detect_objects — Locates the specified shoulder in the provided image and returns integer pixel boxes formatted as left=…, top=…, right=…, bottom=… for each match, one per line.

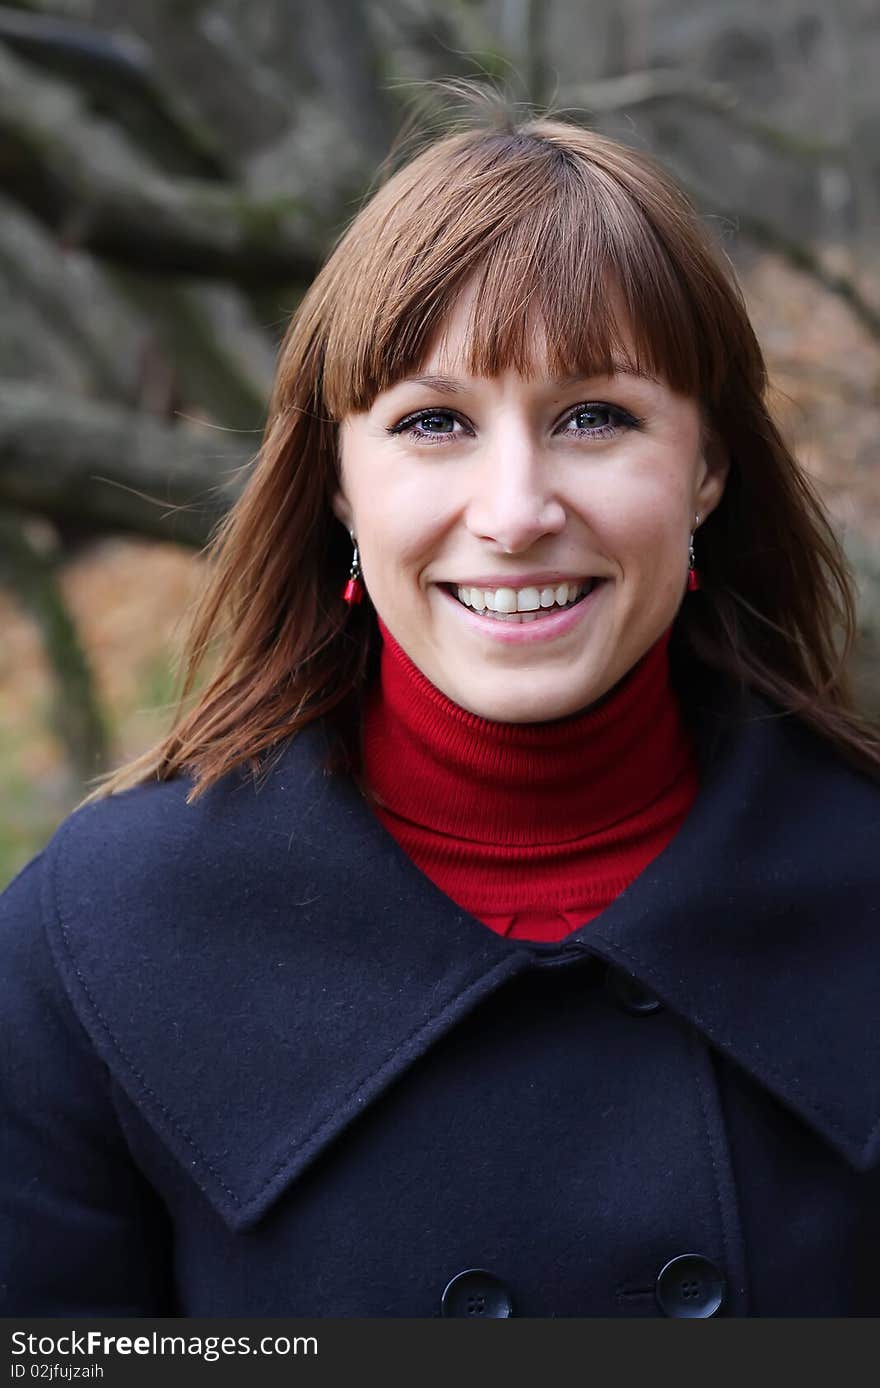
left=0, top=775, right=205, bottom=1089
left=685, top=655, right=880, bottom=820
left=41, top=719, right=337, bottom=925
left=669, top=657, right=880, bottom=919
left=0, top=848, right=129, bottom=1170
left=1, top=719, right=339, bottom=1043
left=750, top=696, right=879, bottom=807
left=0, top=848, right=180, bottom=1314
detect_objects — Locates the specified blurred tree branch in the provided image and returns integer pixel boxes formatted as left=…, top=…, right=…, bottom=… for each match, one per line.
left=303, top=0, right=397, bottom=165
left=0, top=43, right=333, bottom=283
left=4, top=34, right=877, bottom=343
left=108, top=269, right=271, bottom=431
left=0, top=510, right=110, bottom=782
left=691, top=186, right=880, bottom=341
left=560, top=69, right=848, bottom=164
left=0, top=3, right=232, bottom=176
left=0, top=383, right=252, bottom=546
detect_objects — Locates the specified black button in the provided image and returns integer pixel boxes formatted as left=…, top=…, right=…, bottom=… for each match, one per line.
left=655, top=1254, right=726, bottom=1318
left=529, top=942, right=601, bottom=972
left=605, top=964, right=663, bottom=1014
left=441, top=1269, right=514, bottom=1317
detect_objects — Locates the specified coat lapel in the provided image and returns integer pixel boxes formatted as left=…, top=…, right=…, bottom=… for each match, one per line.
left=581, top=692, right=880, bottom=1175
left=42, top=670, right=880, bottom=1232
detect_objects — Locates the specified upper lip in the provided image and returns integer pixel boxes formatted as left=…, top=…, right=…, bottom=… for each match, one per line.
left=438, top=572, right=598, bottom=590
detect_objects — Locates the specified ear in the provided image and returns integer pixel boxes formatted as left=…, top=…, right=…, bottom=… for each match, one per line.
left=694, top=432, right=730, bottom=521
left=331, top=421, right=354, bottom=533
left=331, top=488, right=353, bottom=533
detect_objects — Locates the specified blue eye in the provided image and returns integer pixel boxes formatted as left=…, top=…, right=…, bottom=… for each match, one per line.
left=557, top=405, right=641, bottom=435
left=391, top=410, right=463, bottom=441
left=387, top=402, right=642, bottom=446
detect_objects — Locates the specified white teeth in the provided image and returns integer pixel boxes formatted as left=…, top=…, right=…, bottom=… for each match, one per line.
left=455, top=580, right=591, bottom=613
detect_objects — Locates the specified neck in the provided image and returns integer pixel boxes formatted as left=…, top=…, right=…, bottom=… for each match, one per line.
left=359, top=616, right=701, bottom=933
left=362, top=616, right=690, bottom=847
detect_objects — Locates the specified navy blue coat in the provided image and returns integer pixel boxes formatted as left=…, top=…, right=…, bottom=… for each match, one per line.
left=2, top=664, right=880, bottom=1317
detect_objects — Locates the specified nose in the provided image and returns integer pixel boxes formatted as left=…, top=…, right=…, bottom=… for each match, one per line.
left=465, top=427, right=566, bottom=553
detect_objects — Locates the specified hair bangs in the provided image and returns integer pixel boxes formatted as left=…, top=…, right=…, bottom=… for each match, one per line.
left=319, top=130, right=710, bottom=421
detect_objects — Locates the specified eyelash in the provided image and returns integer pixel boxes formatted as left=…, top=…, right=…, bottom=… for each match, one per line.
left=386, top=402, right=643, bottom=446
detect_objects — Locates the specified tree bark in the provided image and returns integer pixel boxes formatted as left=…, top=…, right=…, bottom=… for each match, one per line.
left=0, top=44, right=334, bottom=284
left=0, top=384, right=252, bottom=546
left=0, top=3, right=232, bottom=177
left=0, top=511, right=110, bottom=783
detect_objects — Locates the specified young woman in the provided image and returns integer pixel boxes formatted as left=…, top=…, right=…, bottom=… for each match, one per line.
left=2, top=94, right=879, bottom=1318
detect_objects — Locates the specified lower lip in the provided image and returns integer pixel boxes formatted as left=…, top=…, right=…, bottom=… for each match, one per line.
left=436, top=581, right=606, bottom=645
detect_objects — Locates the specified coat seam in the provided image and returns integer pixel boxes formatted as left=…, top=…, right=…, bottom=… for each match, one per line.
left=687, top=1028, right=749, bottom=1314
left=687, top=1028, right=731, bottom=1274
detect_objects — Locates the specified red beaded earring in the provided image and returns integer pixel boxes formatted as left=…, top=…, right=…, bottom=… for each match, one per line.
left=688, top=513, right=701, bottom=591
left=341, top=532, right=364, bottom=605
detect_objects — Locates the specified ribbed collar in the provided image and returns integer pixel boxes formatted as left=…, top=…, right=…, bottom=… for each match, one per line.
left=362, top=615, right=694, bottom=847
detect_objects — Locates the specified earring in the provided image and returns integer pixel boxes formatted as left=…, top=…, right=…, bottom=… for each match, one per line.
left=687, top=513, right=701, bottom=592
left=341, top=530, right=364, bottom=605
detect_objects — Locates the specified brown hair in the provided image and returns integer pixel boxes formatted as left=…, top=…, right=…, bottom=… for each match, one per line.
left=80, top=83, right=880, bottom=807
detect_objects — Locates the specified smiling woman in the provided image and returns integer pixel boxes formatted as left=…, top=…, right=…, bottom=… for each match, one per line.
left=63, top=88, right=873, bottom=788
left=2, top=83, right=880, bottom=1319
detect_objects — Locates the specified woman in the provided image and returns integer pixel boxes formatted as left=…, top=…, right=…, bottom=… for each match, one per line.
left=2, top=92, right=880, bottom=1319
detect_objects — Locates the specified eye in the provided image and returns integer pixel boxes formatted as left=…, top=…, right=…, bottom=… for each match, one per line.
left=386, top=409, right=468, bottom=445
left=385, top=401, right=643, bottom=446
left=559, top=402, right=642, bottom=439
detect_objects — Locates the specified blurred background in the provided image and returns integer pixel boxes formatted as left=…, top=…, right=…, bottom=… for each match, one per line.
left=2, top=0, right=879, bottom=889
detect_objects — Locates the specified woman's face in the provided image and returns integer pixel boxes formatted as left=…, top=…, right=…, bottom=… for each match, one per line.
left=333, top=289, right=729, bottom=722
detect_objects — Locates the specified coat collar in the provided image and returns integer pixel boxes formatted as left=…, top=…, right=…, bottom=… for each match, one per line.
left=43, top=663, right=880, bottom=1231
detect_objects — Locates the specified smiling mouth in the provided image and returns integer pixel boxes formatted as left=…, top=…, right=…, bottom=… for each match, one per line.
left=438, top=579, right=602, bottom=622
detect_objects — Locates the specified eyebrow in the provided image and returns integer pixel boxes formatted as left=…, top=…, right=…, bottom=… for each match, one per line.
left=392, top=366, right=657, bottom=394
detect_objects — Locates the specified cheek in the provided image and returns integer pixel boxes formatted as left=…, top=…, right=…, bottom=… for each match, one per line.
left=594, top=478, right=689, bottom=605
left=369, top=484, right=451, bottom=577
left=604, top=456, right=691, bottom=537
left=360, top=511, right=433, bottom=589
left=597, top=492, right=680, bottom=560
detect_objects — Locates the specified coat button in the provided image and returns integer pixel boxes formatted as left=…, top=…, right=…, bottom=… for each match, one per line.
left=655, top=1254, right=726, bottom=1317
left=605, top=964, right=663, bottom=1014
left=441, top=1269, right=514, bottom=1317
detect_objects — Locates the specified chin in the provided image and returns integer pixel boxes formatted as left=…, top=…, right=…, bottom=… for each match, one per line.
left=461, top=684, right=600, bottom=724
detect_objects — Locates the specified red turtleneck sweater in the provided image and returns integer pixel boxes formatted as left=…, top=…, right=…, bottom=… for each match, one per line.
left=361, top=615, right=700, bottom=941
